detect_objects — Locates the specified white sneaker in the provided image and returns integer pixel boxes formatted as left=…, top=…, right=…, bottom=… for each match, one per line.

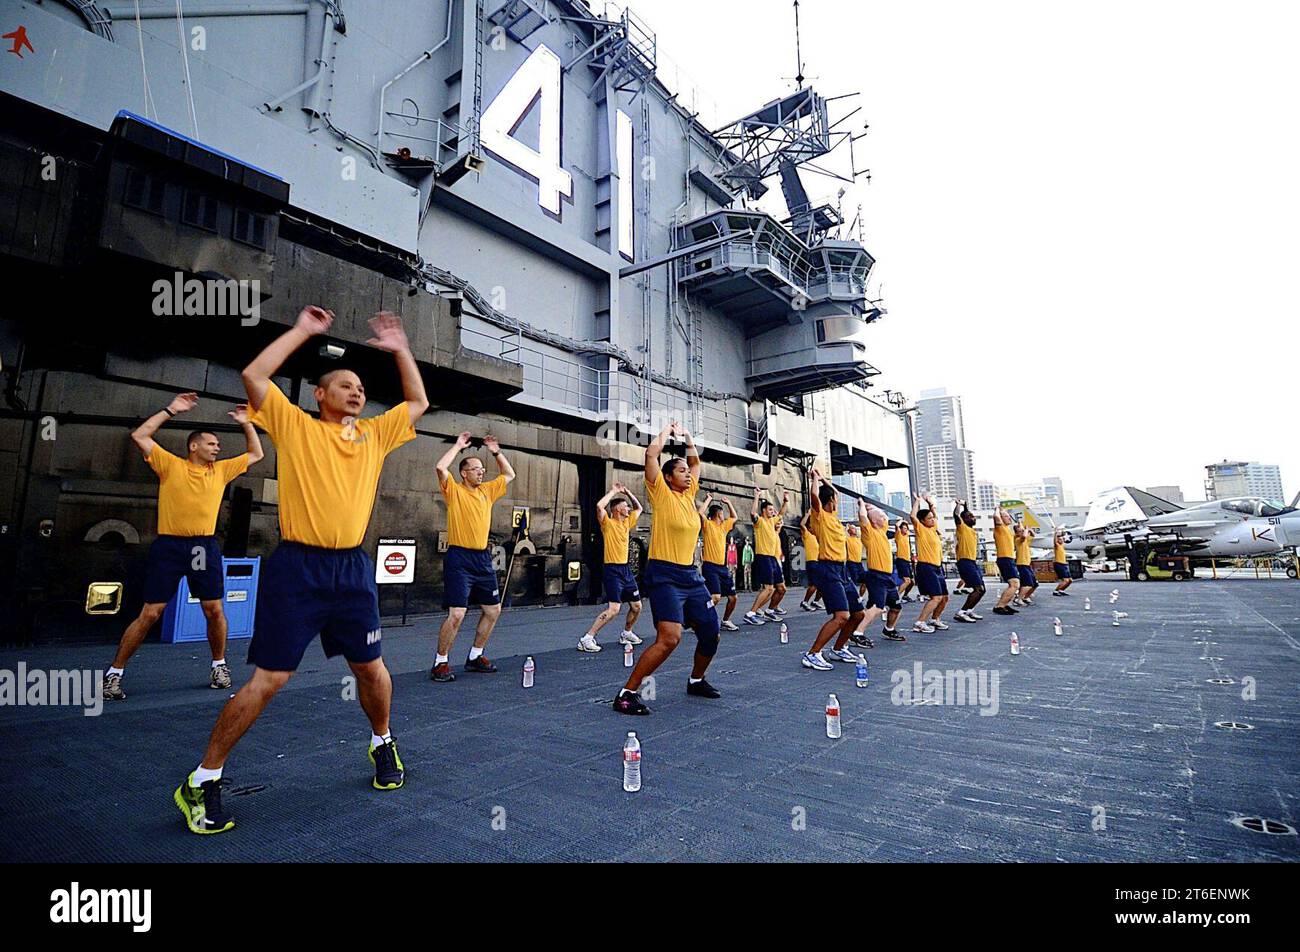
left=826, top=646, right=859, bottom=663
left=720, top=619, right=739, bottom=631
left=800, top=601, right=816, bottom=612
left=743, top=612, right=766, bottom=626
left=801, top=651, right=834, bottom=671
left=1011, top=598, right=1024, bottom=607
left=763, top=609, right=782, bottom=620
left=968, top=611, right=984, bottom=620
left=578, top=634, right=602, bottom=652
left=931, top=619, right=950, bottom=631
left=912, top=621, right=935, bottom=633
left=953, top=610, right=976, bottom=624
left=618, top=631, right=642, bottom=646
left=772, top=607, right=788, bottom=615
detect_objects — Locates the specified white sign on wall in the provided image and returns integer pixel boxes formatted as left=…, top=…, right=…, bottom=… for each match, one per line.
left=375, top=538, right=417, bottom=585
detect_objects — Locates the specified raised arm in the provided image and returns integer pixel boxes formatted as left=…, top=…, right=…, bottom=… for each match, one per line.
left=620, top=482, right=643, bottom=515
left=697, top=491, right=713, bottom=518
left=808, top=468, right=823, bottom=512
left=482, top=435, right=515, bottom=483
left=778, top=489, right=790, bottom=518
left=910, top=493, right=921, bottom=521
left=229, top=404, right=264, bottom=465
left=131, top=391, right=197, bottom=458
left=857, top=497, right=871, bottom=530
left=952, top=499, right=964, bottom=526
left=722, top=498, right=737, bottom=520
left=645, top=420, right=675, bottom=484
left=679, top=423, right=701, bottom=484
left=242, top=306, right=332, bottom=411
left=751, top=485, right=762, bottom=520
left=367, top=311, right=429, bottom=426
left=436, top=431, right=472, bottom=486
left=595, top=485, right=619, bottom=524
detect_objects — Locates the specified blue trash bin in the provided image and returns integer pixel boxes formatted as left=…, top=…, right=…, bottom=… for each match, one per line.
left=161, top=557, right=261, bottom=643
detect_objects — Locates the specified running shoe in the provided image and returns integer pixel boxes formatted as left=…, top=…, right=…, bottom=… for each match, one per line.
left=912, top=621, right=934, bottom=633
left=848, top=633, right=874, bottom=649
left=613, top=691, right=650, bottom=715
left=881, top=628, right=906, bottom=642
left=772, top=606, right=788, bottom=615
left=800, top=601, right=817, bottom=612
left=619, top=631, right=643, bottom=646
left=720, top=620, right=739, bottom=631
left=578, top=634, right=602, bottom=652
left=931, top=620, right=950, bottom=631
left=800, top=651, right=834, bottom=671
left=210, top=663, right=232, bottom=690
left=368, top=738, right=405, bottom=790
left=743, top=612, right=766, bottom=626
left=686, top=678, right=721, bottom=699
left=826, top=646, right=859, bottom=663
left=103, top=672, right=125, bottom=701
left=465, top=655, right=497, bottom=673
left=953, top=611, right=976, bottom=624
left=968, top=611, right=984, bottom=620
left=174, top=775, right=234, bottom=835
left=1056, top=591, right=1071, bottom=596
left=762, top=609, right=782, bottom=620
left=429, top=661, right=456, bottom=682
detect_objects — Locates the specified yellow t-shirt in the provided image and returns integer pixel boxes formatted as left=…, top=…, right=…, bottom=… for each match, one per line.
left=754, top=514, right=781, bottom=557
left=801, top=526, right=820, bottom=562
left=845, top=534, right=863, bottom=564
left=601, top=511, right=639, bottom=565
left=442, top=474, right=508, bottom=549
left=701, top=516, right=736, bottom=566
left=1016, top=534, right=1032, bottom=566
left=811, top=508, right=847, bottom=562
left=863, top=523, right=893, bottom=572
left=914, top=521, right=942, bottom=566
left=251, top=385, right=414, bottom=549
left=955, top=521, right=978, bottom=561
left=645, top=470, right=700, bottom=566
left=895, top=530, right=912, bottom=562
left=147, top=445, right=248, bottom=537
left=1054, top=540, right=1067, bottom=563
left=993, top=523, right=1014, bottom=559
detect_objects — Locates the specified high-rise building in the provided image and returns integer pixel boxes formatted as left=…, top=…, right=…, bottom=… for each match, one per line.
left=865, top=480, right=886, bottom=502
left=1145, top=485, right=1185, bottom=506
left=998, top=477, right=1068, bottom=508
left=975, top=480, right=999, bottom=512
left=914, top=389, right=976, bottom=502
left=888, top=491, right=910, bottom=512
left=1204, top=462, right=1285, bottom=502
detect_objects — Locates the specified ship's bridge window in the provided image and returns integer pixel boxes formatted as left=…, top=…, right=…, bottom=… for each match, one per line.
left=123, top=168, right=165, bottom=216
left=815, top=315, right=869, bottom=346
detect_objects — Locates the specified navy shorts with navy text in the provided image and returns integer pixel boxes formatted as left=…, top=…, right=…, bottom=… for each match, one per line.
left=444, top=545, right=501, bottom=609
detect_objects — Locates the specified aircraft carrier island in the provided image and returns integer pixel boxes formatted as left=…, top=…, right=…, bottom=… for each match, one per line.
left=0, top=0, right=907, bottom=641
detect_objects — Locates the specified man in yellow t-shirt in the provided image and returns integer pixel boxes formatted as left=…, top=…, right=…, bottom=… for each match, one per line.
left=175, top=307, right=429, bottom=836
left=910, top=493, right=950, bottom=633
left=430, top=430, right=516, bottom=681
left=951, top=500, right=987, bottom=624
left=104, top=391, right=263, bottom=701
left=1051, top=529, right=1074, bottom=596
left=798, top=510, right=823, bottom=611
left=894, top=519, right=917, bottom=601
left=1013, top=524, right=1040, bottom=606
left=698, top=493, right=739, bottom=630
left=800, top=468, right=867, bottom=671
left=849, top=498, right=907, bottom=648
left=579, top=481, right=644, bottom=652
left=991, top=507, right=1022, bottom=615
left=614, top=421, right=720, bottom=715
left=744, top=487, right=789, bottom=625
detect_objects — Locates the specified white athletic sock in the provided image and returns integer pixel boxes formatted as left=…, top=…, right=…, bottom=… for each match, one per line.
left=468, top=646, right=484, bottom=661
left=191, top=764, right=222, bottom=787
left=106, top=666, right=124, bottom=677
left=211, top=659, right=226, bottom=668
left=435, top=653, right=449, bottom=665
left=621, top=630, right=633, bottom=638
left=689, top=676, right=702, bottom=684
left=370, top=732, right=392, bottom=750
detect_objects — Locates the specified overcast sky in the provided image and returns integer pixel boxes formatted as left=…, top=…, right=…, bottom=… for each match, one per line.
left=645, top=0, right=1299, bottom=505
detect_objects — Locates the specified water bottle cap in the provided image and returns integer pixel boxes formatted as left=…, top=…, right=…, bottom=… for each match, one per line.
left=628, top=731, right=636, bottom=738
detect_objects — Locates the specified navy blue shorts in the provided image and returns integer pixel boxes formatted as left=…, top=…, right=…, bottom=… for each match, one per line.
left=602, top=563, right=641, bottom=603
left=997, top=556, right=1018, bottom=583
left=701, top=562, right=736, bottom=597
left=1053, top=562, right=1070, bottom=580
left=247, top=543, right=381, bottom=671
left=143, top=534, right=224, bottom=603
left=1017, top=565, right=1039, bottom=589
left=916, top=561, right=948, bottom=598
left=847, top=562, right=867, bottom=585
left=957, top=558, right=984, bottom=589
left=894, top=557, right=913, bottom=579
left=809, top=561, right=864, bottom=615
left=753, top=554, right=784, bottom=586
left=642, top=559, right=719, bottom=637
left=443, top=545, right=501, bottom=609
left=864, top=568, right=900, bottom=611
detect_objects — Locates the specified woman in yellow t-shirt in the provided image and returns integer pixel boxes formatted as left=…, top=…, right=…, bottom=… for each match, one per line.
left=744, top=487, right=790, bottom=625
left=799, top=510, right=822, bottom=611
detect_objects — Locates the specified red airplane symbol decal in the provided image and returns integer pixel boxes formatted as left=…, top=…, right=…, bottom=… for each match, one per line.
left=4, top=26, right=34, bottom=58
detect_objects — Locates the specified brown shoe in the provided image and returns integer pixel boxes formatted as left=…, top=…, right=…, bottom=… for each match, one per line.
left=429, top=661, right=456, bottom=682
left=464, top=655, right=497, bottom=674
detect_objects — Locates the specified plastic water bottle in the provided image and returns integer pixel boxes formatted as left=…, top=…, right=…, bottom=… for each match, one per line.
left=623, top=642, right=634, bottom=667
left=1053, top=617, right=1062, bottom=637
left=1110, top=589, right=1119, bottom=604
left=780, top=622, right=789, bottom=644
left=522, top=656, right=535, bottom=688
left=1084, top=596, right=1091, bottom=611
left=1112, top=611, right=1127, bottom=627
left=622, top=732, right=641, bottom=792
left=1010, top=632, right=1021, bottom=656
left=855, top=655, right=869, bottom=688
left=826, top=693, right=841, bottom=738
